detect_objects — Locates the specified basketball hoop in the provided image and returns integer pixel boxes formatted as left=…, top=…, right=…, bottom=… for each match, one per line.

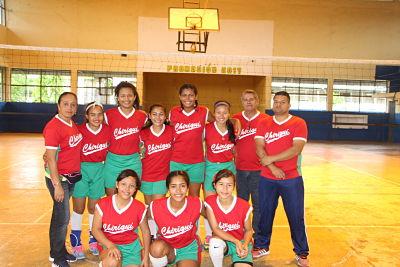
left=168, top=4, right=219, bottom=53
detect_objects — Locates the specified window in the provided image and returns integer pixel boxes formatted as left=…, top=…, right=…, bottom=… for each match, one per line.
left=11, top=69, right=71, bottom=103
left=77, top=71, right=136, bottom=105
left=0, top=0, right=5, bottom=26
left=333, top=80, right=388, bottom=112
left=271, top=77, right=328, bottom=110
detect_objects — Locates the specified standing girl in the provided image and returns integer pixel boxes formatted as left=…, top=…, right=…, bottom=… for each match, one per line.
left=44, top=92, right=82, bottom=267
left=70, top=102, right=110, bottom=259
left=205, top=169, right=253, bottom=267
left=149, top=171, right=202, bottom=267
left=140, top=104, right=174, bottom=239
left=92, top=169, right=150, bottom=267
left=203, top=100, right=237, bottom=247
left=103, top=81, right=147, bottom=196
left=168, top=83, right=210, bottom=197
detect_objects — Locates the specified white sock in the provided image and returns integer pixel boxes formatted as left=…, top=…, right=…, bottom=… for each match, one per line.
left=205, top=218, right=213, bottom=237
left=88, top=213, right=94, bottom=231
left=148, top=218, right=157, bottom=237
left=209, top=237, right=226, bottom=267
left=149, top=254, right=168, bottom=267
left=71, top=211, right=83, bottom=230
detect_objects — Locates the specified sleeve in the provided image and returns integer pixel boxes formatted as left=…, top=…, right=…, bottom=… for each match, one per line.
left=244, top=205, right=253, bottom=223
left=293, top=118, right=308, bottom=142
left=254, top=118, right=267, bottom=140
left=95, top=203, right=103, bottom=217
left=205, top=107, right=209, bottom=123
left=104, top=112, right=109, bottom=125
left=138, top=203, right=147, bottom=224
left=149, top=201, right=155, bottom=220
left=44, top=124, right=60, bottom=150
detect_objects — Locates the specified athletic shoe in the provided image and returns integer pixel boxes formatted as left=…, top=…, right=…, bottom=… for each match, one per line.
left=295, top=255, right=310, bottom=267
left=252, top=248, right=270, bottom=259
left=49, top=253, right=77, bottom=263
left=51, top=260, right=70, bottom=267
left=71, top=245, right=85, bottom=260
left=203, top=235, right=212, bottom=250
left=89, top=242, right=99, bottom=256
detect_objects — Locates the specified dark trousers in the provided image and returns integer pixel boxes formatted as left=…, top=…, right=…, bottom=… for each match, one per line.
left=255, top=176, right=309, bottom=256
left=236, top=169, right=261, bottom=237
left=45, top=178, right=74, bottom=262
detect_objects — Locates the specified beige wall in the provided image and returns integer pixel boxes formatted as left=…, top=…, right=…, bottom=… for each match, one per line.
left=4, top=0, right=400, bottom=59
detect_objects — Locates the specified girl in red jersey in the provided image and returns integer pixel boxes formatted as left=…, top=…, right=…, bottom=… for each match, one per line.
left=92, top=169, right=150, bottom=267
left=103, top=81, right=147, bottom=196
left=149, top=171, right=202, bottom=267
left=44, top=92, right=83, bottom=267
left=205, top=169, right=253, bottom=267
left=69, top=102, right=111, bottom=260
left=139, top=104, right=173, bottom=239
left=203, top=100, right=237, bottom=247
left=168, top=84, right=210, bottom=198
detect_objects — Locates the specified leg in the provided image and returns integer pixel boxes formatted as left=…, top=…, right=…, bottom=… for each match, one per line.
left=189, top=182, right=201, bottom=197
left=70, top=197, right=86, bottom=259
left=149, top=239, right=175, bottom=266
left=88, top=198, right=100, bottom=255
left=248, top=170, right=261, bottom=238
left=236, top=169, right=250, bottom=201
left=208, top=237, right=226, bottom=267
left=254, top=177, right=279, bottom=250
left=100, top=248, right=122, bottom=267
left=279, top=177, right=309, bottom=256
left=46, top=178, right=73, bottom=262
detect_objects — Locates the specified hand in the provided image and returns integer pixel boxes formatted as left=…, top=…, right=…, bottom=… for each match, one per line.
left=268, top=165, right=285, bottom=179
left=107, top=244, right=121, bottom=261
left=53, top=184, right=64, bottom=202
left=260, top=155, right=273, bottom=166
left=235, top=240, right=246, bottom=258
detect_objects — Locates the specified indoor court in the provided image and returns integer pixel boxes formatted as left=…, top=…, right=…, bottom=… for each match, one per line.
left=0, top=1, right=399, bottom=267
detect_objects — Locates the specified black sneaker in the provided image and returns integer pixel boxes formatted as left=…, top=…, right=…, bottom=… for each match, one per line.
left=52, top=260, right=70, bottom=267
left=49, top=253, right=77, bottom=263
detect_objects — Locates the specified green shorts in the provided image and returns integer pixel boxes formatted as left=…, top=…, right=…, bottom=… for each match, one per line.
left=170, top=161, right=205, bottom=184
left=204, top=160, right=236, bottom=192
left=225, top=240, right=253, bottom=265
left=103, top=152, right=142, bottom=189
left=73, top=162, right=105, bottom=199
left=110, top=239, right=142, bottom=267
left=170, top=239, right=200, bottom=265
left=141, top=180, right=167, bottom=195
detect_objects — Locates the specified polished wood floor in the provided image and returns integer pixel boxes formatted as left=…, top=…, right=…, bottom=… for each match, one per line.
left=0, top=133, right=399, bottom=266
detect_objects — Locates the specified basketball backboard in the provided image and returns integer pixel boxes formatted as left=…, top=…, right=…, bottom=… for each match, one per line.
left=168, top=7, right=220, bottom=31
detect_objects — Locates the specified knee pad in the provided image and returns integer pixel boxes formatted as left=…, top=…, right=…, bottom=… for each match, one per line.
left=149, top=254, right=168, bottom=267
left=209, top=237, right=226, bottom=257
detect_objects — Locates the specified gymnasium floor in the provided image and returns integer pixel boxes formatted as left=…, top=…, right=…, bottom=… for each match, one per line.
left=0, top=133, right=399, bottom=266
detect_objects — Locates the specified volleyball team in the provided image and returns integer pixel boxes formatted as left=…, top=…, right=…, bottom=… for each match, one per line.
left=43, top=81, right=310, bottom=267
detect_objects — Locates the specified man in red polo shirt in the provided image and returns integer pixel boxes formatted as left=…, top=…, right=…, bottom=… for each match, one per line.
left=253, top=91, right=310, bottom=267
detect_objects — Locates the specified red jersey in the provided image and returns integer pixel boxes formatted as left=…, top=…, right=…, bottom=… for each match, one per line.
left=140, top=125, right=174, bottom=182
left=43, top=115, right=82, bottom=174
left=150, top=196, right=202, bottom=248
left=255, top=115, right=307, bottom=179
left=205, top=195, right=252, bottom=240
left=78, top=123, right=110, bottom=163
left=232, top=111, right=270, bottom=171
left=96, top=195, right=147, bottom=245
left=169, top=106, right=208, bottom=164
left=105, top=107, right=147, bottom=155
left=205, top=122, right=235, bottom=163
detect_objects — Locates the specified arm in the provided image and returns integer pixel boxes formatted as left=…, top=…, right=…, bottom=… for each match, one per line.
left=230, top=118, right=241, bottom=136
left=241, top=211, right=254, bottom=258
left=92, top=208, right=121, bottom=261
left=139, top=219, right=151, bottom=267
left=255, top=138, right=285, bottom=179
left=263, top=140, right=306, bottom=165
left=46, top=149, right=64, bottom=202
